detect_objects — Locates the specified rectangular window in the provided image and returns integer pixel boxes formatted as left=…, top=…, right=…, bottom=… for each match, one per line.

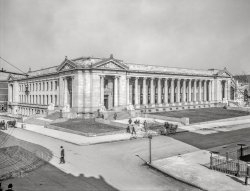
left=51, top=81, right=53, bottom=90
left=55, top=81, right=58, bottom=90
left=47, top=82, right=49, bottom=91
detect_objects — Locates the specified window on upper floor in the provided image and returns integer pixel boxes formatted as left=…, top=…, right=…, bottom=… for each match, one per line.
left=47, top=82, right=49, bottom=91
left=51, top=81, right=53, bottom=90
left=55, top=81, right=58, bottom=90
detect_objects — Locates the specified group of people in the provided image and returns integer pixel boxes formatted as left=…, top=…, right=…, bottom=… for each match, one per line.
left=0, top=183, right=14, bottom=191
left=126, top=118, right=148, bottom=136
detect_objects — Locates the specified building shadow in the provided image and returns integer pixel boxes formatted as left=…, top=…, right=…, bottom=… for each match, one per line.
left=2, top=163, right=119, bottom=191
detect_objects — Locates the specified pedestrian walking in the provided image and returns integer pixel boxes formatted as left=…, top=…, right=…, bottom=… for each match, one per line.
left=5, top=183, right=13, bottom=191
left=126, top=125, right=131, bottom=133
left=131, top=125, right=136, bottom=136
left=60, top=146, right=65, bottom=164
left=113, top=113, right=117, bottom=120
left=128, top=118, right=132, bottom=125
left=143, top=120, right=147, bottom=132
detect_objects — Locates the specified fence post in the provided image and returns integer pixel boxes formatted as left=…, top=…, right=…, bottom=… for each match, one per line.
left=236, top=160, right=240, bottom=176
left=226, top=152, right=229, bottom=173
left=245, top=166, right=249, bottom=185
left=210, top=152, right=213, bottom=169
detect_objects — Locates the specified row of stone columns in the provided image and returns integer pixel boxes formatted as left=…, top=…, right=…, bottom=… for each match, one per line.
left=128, top=77, right=213, bottom=107
left=19, top=94, right=57, bottom=106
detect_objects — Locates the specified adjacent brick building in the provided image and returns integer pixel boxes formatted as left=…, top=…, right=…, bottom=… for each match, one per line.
left=0, top=73, right=8, bottom=111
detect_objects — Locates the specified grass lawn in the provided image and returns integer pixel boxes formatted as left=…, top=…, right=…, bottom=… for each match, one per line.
left=172, top=127, right=250, bottom=151
left=52, top=118, right=124, bottom=134
left=152, top=107, right=250, bottom=124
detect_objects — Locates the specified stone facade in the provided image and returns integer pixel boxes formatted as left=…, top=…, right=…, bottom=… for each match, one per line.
left=7, top=55, right=233, bottom=116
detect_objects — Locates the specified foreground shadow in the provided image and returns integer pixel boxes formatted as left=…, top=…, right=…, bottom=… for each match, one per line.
left=2, top=163, right=119, bottom=191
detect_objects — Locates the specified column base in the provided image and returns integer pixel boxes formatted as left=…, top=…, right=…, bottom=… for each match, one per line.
left=134, top=104, right=141, bottom=109
left=175, top=102, right=181, bottom=106
left=149, top=104, right=156, bottom=108
left=156, top=103, right=163, bottom=107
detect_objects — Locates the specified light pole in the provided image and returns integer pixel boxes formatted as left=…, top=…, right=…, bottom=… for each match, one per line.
left=148, top=134, right=153, bottom=164
left=237, top=143, right=246, bottom=159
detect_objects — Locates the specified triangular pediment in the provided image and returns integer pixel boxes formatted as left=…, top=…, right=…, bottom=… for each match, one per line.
left=57, top=59, right=77, bottom=71
left=7, top=74, right=15, bottom=81
left=216, top=68, right=232, bottom=78
left=92, top=59, right=128, bottom=70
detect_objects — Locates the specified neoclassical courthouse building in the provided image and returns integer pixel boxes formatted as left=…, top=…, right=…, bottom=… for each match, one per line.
left=7, top=55, right=234, bottom=116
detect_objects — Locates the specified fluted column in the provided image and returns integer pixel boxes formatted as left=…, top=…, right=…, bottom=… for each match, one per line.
left=182, top=79, right=186, bottom=103
left=150, top=78, right=155, bottom=105
left=142, top=77, right=147, bottom=105
left=114, top=76, right=119, bottom=107
left=64, top=78, right=68, bottom=106
left=188, top=79, right=192, bottom=102
left=193, top=79, right=197, bottom=102
left=157, top=78, right=162, bottom=105
left=227, top=80, right=231, bottom=100
left=164, top=78, right=168, bottom=104
left=207, top=80, right=211, bottom=101
left=198, top=80, right=202, bottom=102
left=134, top=77, right=139, bottom=105
left=126, top=77, right=130, bottom=105
left=100, top=76, right=104, bottom=105
left=170, top=78, right=174, bottom=104
left=204, top=80, right=207, bottom=102
left=176, top=79, right=180, bottom=103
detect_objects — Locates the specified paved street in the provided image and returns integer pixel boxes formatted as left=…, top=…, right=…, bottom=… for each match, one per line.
left=1, top=128, right=200, bottom=191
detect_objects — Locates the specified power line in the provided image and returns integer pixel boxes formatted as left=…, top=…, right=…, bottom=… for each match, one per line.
left=0, top=56, right=28, bottom=75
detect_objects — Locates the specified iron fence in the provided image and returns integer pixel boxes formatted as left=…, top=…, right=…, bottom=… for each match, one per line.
left=210, top=154, right=249, bottom=177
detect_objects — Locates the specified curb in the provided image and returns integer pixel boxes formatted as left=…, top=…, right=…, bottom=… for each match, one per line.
left=147, top=162, right=207, bottom=191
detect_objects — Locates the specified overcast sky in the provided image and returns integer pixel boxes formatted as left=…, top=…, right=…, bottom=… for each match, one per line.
left=0, top=0, right=250, bottom=75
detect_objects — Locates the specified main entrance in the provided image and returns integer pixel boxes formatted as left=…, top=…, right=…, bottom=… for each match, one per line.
left=103, top=76, right=114, bottom=110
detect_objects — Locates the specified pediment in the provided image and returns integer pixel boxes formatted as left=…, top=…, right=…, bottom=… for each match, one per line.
left=7, top=74, right=15, bottom=81
left=216, top=68, right=232, bottom=78
left=92, top=59, right=128, bottom=70
left=57, top=59, right=77, bottom=71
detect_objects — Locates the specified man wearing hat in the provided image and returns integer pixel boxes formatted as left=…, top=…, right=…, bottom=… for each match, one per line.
left=5, top=183, right=14, bottom=191
left=60, top=146, right=65, bottom=164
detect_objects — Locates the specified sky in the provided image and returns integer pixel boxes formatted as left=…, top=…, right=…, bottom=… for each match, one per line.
left=0, top=0, right=250, bottom=75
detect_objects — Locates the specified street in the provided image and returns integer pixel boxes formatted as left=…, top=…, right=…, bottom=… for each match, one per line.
left=1, top=128, right=199, bottom=191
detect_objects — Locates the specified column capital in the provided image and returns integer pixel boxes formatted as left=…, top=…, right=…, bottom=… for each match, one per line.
left=163, top=78, right=168, bottom=81
left=126, top=76, right=131, bottom=80
left=99, top=75, right=105, bottom=78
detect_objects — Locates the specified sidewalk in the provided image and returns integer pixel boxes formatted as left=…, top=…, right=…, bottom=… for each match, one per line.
left=5, top=122, right=133, bottom=145
left=181, top=118, right=250, bottom=134
left=152, top=150, right=250, bottom=191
